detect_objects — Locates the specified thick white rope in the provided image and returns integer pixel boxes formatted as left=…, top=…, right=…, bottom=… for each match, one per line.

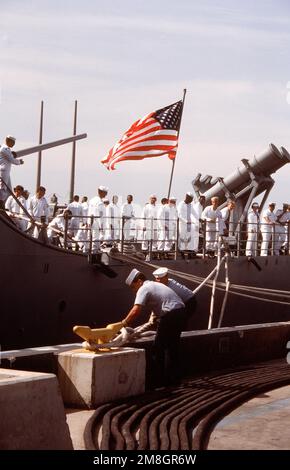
left=112, top=252, right=290, bottom=304
left=208, top=239, right=225, bottom=329
left=218, top=253, right=230, bottom=328
left=82, top=325, right=156, bottom=351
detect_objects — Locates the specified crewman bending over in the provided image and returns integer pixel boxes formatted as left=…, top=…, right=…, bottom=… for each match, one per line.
left=122, top=268, right=185, bottom=387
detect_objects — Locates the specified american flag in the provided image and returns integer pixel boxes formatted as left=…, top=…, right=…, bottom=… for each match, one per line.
left=101, top=100, right=183, bottom=170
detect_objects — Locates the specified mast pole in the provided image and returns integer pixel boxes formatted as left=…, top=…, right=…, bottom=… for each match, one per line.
left=167, top=89, right=187, bottom=199
left=36, top=100, right=44, bottom=190
left=69, top=100, right=77, bottom=203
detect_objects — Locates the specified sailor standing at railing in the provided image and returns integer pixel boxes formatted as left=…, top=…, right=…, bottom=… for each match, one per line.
left=220, top=199, right=236, bottom=236
left=106, top=195, right=120, bottom=242
left=81, top=196, right=89, bottom=218
left=5, top=184, right=27, bottom=231
left=142, top=195, right=158, bottom=251
left=102, top=198, right=110, bottom=241
left=245, top=202, right=260, bottom=256
left=201, top=196, right=223, bottom=255
left=121, top=194, right=135, bottom=241
left=88, top=186, right=108, bottom=252
left=178, top=192, right=199, bottom=256
left=157, top=197, right=178, bottom=252
left=275, top=204, right=290, bottom=254
left=0, top=136, right=24, bottom=202
left=260, top=202, right=276, bottom=256
left=193, top=195, right=206, bottom=250
left=67, top=195, right=83, bottom=236
left=193, top=195, right=206, bottom=220
left=157, top=198, right=170, bottom=251
left=28, top=186, right=49, bottom=238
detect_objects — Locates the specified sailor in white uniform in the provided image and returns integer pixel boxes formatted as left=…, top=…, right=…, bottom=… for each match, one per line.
left=220, top=199, right=236, bottom=235
left=201, top=196, right=223, bottom=253
left=177, top=192, right=199, bottom=254
left=193, top=195, right=206, bottom=221
left=67, top=195, right=83, bottom=236
left=142, top=195, right=158, bottom=251
left=0, top=136, right=24, bottom=201
left=28, top=186, right=49, bottom=238
left=260, top=202, right=276, bottom=256
left=157, top=197, right=178, bottom=251
left=245, top=202, right=260, bottom=256
left=275, top=204, right=290, bottom=254
left=106, top=195, right=120, bottom=241
left=192, top=194, right=206, bottom=250
left=47, top=209, right=73, bottom=246
left=157, top=198, right=170, bottom=251
left=81, top=196, right=89, bottom=219
left=121, top=194, right=135, bottom=241
left=5, top=184, right=27, bottom=231
left=88, top=186, right=108, bottom=252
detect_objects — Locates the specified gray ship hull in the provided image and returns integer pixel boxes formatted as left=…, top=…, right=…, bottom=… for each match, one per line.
left=1, top=213, right=289, bottom=350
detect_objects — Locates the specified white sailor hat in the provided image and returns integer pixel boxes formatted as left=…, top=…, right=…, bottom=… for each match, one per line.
left=169, top=196, right=177, bottom=201
left=102, top=198, right=109, bottom=203
left=149, top=194, right=157, bottom=198
left=152, top=267, right=168, bottom=279
left=269, top=202, right=276, bottom=206
left=6, top=135, right=16, bottom=142
left=252, top=202, right=259, bottom=208
left=125, top=268, right=141, bottom=286
left=186, top=191, right=193, bottom=197
left=98, top=185, right=108, bottom=192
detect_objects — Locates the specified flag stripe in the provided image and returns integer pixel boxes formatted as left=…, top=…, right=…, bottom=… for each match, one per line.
left=110, top=132, right=178, bottom=159
left=108, top=149, right=173, bottom=170
left=101, top=100, right=182, bottom=170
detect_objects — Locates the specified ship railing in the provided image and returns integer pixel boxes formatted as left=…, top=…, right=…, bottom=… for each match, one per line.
left=3, top=209, right=289, bottom=258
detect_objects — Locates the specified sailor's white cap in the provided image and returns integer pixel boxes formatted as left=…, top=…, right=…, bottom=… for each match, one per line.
left=153, top=267, right=168, bottom=279
left=269, top=202, right=276, bottom=205
left=252, top=202, right=259, bottom=208
left=186, top=191, right=193, bottom=197
left=149, top=194, right=157, bottom=198
left=98, top=185, right=108, bottom=192
left=125, top=268, right=141, bottom=286
left=102, top=198, right=109, bottom=203
left=6, top=135, right=16, bottom=142
left=169, top=196, right=177, bottom=201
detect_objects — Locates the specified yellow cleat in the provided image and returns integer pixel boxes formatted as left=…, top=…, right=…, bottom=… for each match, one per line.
left=73, top=321, right=124, bottom=344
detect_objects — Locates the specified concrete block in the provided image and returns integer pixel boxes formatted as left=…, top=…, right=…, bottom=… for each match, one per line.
left=58, top=347, right=145, bottom=408
left=0, top=369, right=72, bottom=450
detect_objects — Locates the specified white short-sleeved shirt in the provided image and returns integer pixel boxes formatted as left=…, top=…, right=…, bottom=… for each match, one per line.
left=168, top=279, right=193, bottom=303
left=134, top=280, right=184, bottom=317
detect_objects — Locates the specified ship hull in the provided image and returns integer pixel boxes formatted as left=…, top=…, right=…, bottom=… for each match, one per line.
left=1, top=214, right=289, bottom=350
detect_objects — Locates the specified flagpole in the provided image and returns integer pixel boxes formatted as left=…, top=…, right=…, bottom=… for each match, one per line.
left=167, top=88, right=187, bottom=199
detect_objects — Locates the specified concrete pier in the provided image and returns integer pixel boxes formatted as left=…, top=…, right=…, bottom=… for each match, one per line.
left=58, top=347, right=145, bottom=408
left=0, top=369, right=72, bottom=450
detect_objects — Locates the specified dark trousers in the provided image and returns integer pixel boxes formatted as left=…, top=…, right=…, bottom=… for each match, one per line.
left=153, top=307, right=186, bottom=387
left=185, top=296, right=197, bottom=318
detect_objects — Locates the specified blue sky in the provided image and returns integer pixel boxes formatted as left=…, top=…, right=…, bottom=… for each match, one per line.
left=1, top=0, right=290, bottom=205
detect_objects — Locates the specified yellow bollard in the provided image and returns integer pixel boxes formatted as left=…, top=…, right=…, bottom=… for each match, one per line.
left=73, top=321, right=124, bottom=344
